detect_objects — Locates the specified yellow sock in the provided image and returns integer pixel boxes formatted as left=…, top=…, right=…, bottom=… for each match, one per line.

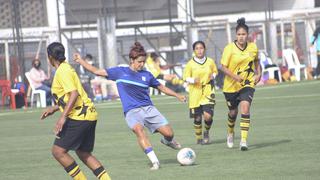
left=240, top=114, right=250, bottom=142
left=65, top=162, right=87, bottom=180
left=73, top=171, right=87, bottom=180
left=227, top=115, right=236, bottom=134
left=98, top=172, right=111, bottom=180
left=204, top=119, right=213, bottom=131
left=194, top=124, right=202, bottom=140
left=93, top=166, right=111, bottom=180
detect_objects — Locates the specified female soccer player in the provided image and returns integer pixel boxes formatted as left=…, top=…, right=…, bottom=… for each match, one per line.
left=145, top=52, right=184, bottom=85
left=183, top=41, right=218, bottom=144
left=41, top=42, right=111, bottom=180
left=220, top=18, right=261, bottom=151
left=73, top=42, right=186, bottom=170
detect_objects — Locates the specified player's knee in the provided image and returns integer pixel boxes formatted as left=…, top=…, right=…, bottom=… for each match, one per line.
left=133, top=126, right=145, bottom=138
left=241, top=106, right=250, bottom=114
left=194, top=115, right=202, bottom=124
left=164, top=130, right=174, bottom=138
left=159, top=125, right=174, bottom=138
left=228, top=109, right=238, bottom=118
left=203, top=113, right=212, bottom=121
left=76, top=150, right=91, bottom=161
left=51, top=146, right=66, bottom=159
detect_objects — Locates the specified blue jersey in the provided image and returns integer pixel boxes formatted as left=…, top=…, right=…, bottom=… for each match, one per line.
left=105, top=66, right=160, bottom=114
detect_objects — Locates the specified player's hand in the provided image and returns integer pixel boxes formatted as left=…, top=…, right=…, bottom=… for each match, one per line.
left=233, top=75, right=244, bottom=83
left=254, top=74, right=262, bottom=85
left=194, top=78, right=200, bottom=84
left=73, top=53, right=82, bottom=63
left=54, top=116, right=66, bottom=136
left=40, top=107, right=56, bottom=120
left=177, top=94, right=187, bottom=103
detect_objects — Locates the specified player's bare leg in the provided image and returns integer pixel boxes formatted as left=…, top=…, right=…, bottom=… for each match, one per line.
left=52, top=145, right=87, bottom=180
left=157, top=125, right=181, bottom=149
left=76, top=151, right=111, bottom=180
left=203, top=111, right=213, bottom=144
left=132, top=124, right=160, bottom=170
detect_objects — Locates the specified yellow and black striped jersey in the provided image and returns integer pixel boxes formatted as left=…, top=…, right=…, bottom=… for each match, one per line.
left=221, top=41, right=258, bottom=93
left=183, top=57, right=218, bottom=108
left=51, top=62, right=97, bottom=121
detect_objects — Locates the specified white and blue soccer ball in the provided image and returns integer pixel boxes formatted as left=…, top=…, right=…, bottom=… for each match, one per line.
left=177, top=147, right=196, bottom=166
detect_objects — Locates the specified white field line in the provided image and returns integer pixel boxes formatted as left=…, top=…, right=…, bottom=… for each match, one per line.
left=0, top=82, right=319, bottom=117
left=70, top=93, right=320, bottom=109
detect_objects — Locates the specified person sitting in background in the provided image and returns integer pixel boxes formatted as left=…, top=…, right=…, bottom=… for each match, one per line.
left=90, top=76, right=119, bottom=101
left=29, top=59, right=52, bottom=104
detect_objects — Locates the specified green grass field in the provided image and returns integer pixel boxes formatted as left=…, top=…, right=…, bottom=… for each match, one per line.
left=0, top=80, right=319, bottom=180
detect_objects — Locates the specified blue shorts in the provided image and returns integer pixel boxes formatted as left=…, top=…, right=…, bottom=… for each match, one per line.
left=125, top=106, right=168, bottom=133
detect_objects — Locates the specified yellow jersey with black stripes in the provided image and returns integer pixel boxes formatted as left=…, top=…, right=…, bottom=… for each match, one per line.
left=51, top=62, right=97, bottom=121
left=221, top=41, right=258, bottom=93
left=145, top=56, right=161, bottom=78
left=183, top=57, right=218, bottom=108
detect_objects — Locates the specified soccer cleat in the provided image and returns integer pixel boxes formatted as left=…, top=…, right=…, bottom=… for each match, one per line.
left=240, top=141, right=248, bottom=151
left=227, top=133, right=234, bottom=148
left=202, top=131, right=210, bottom=144
left=150, top=162, right=160, bottom=170
left=161, top=137, right=181, bottom=150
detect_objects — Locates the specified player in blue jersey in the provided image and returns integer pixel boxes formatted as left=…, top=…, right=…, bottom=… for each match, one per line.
left=73, top=42, right=186, bottom=170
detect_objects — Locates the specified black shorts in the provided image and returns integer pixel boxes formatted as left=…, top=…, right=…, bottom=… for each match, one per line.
left=54, top=118, right=97, bottom=152
left=189, top=104, right=214, bottom=118
left=223, top=87, right=255, bottom=110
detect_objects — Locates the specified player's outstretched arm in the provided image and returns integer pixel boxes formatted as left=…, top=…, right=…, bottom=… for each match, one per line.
left=73, top=53, right=108, bottom=77
left=157, top=84, right=186, bottom=102
left=40, top=105, right=59, bottom=120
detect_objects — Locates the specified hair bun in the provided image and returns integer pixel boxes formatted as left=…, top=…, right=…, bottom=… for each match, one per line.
left=129, top=41, right=147, bottom=59
left=237, top=17, right=246, bottom=25
left=134, top=42, right=142, bottom=48
left=132, top=42, right=144, bottom=52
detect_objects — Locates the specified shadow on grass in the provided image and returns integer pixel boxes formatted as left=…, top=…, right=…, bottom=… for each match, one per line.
left=250, top=139, right=292, bottom=150
left=161, top=158, right=200, bottom=167
left=212, top=137, right=240, bottom=144
left=160, top=158, right=179, bottom=165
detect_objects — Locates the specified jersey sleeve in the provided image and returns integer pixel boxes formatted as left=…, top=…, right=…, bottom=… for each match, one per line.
left=148, top=72, right=161, bottom=88
left=106, top=67, right=120, bottom=81
left=58, top=67, right=77, bottom=94
left=183, top=62, right=192, bottom=80
left=211, top=60, right=218, bottom=75
left=221, top=45, right=232, bottom=67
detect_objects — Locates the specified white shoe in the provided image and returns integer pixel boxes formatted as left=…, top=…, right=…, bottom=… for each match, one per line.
left=150, top=162, right=160, bottom=170
left=239, top=141, right=248, bottom=151
left=227, top=133, right=234, bottom=148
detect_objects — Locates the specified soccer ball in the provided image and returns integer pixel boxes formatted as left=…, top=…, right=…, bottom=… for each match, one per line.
left=177, top=148, right=196, bottom=166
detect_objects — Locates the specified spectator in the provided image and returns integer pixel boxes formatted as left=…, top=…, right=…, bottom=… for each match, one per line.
left=311, top=26, right=320, bottom=79
left=28, top=59, right=52, bottom=105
